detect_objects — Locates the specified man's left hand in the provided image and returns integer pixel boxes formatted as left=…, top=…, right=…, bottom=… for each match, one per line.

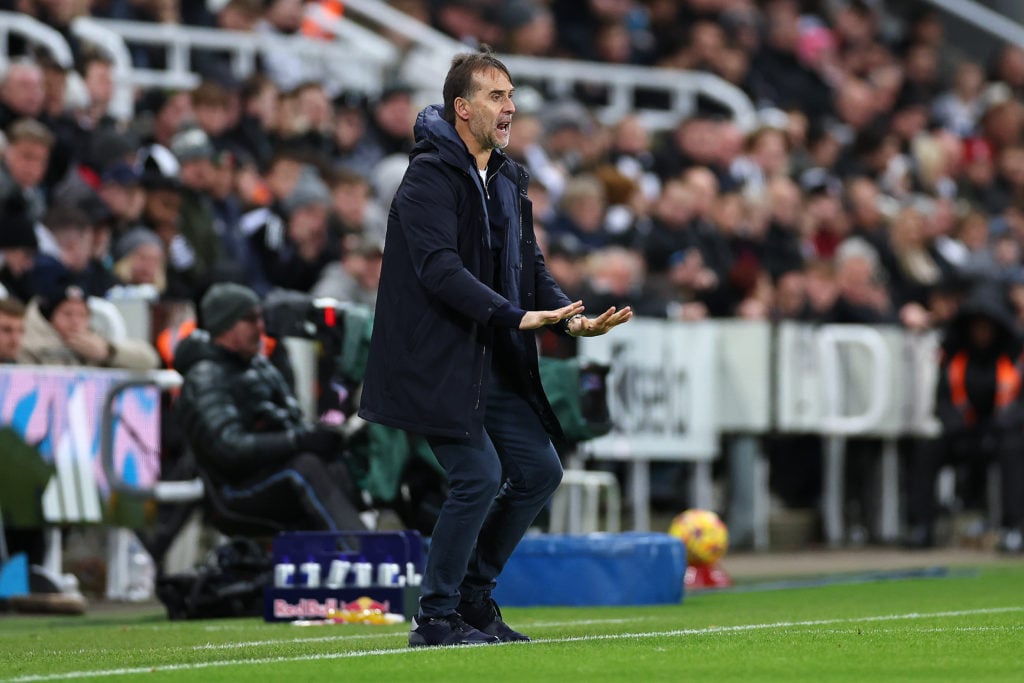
left=568, top=306, right=633, bottom=337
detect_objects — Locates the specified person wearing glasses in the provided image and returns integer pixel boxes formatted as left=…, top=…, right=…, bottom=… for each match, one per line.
left=173, top=282, right=365, bottom=533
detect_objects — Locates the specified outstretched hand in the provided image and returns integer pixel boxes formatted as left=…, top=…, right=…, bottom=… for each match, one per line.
left=568, top=305, right=633, bottom=337
left=519, top=301, right=585, bottom=331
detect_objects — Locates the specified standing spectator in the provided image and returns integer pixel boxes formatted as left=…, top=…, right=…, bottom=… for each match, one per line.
left=18, top=278, right=159, bottom=369
left=907, top=282, right=1024, bottom=553
left=173, top=283, right=366, bottom=533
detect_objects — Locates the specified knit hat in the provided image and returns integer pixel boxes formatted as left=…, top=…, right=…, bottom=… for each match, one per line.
left=38, top=277, right=87, bottom=321
left=114, top=227, right=164, bottom=261
left=200, top=282, right=261, bottom=337
left=170, top=127, right=215, bottom=163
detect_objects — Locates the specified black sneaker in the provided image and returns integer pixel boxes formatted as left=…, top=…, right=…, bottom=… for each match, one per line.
left=458, top=598, right=531, bottom=642
left=408, top=613, right=500, bottom=647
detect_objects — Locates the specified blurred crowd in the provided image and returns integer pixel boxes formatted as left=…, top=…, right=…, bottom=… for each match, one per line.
left=2, top=0, right=1024, bottom=344
left=1, top=0, right=1024, bottom=549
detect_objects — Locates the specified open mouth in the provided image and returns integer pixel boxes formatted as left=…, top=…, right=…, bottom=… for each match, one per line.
left=497, top=121, right=511, bottom=133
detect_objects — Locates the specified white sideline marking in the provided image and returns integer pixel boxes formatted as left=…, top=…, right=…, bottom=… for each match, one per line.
left=194, top=617, right=644, bottom=651
left=4, top=607, right=1021, bottom=682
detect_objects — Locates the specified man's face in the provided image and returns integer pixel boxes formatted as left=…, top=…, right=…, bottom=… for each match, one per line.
left=125, top=243, right=164, bottom=285
left=0, top=312, right=25, bottom=362
left=99, top=182, right=145, bottom=221
left=145, top=188, right=182, bottom=229
left=55, top=228, right=94, bottom=273
left=83, top=61, right=113, bottom=109
left=1, top=64, right=45, bottom=117
left=50, top=299, right=90, bottom=341
left=464, top=68, right=516, bottom=152
left=3, top=140, right=50, bottom=189
left=222, top=308, right=264, bottom=359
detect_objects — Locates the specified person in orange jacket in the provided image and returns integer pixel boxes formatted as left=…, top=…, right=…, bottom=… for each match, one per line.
left=907, top=280, right=1024, bottom=552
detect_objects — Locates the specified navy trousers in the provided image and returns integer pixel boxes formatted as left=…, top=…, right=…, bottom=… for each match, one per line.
left=418, top=376, right=564, bottom=618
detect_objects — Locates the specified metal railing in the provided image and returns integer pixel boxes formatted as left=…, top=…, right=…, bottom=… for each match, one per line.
left=343, top=0, right=758, bottom=131
left=0, top=11, right=73, bottom=71
left=919, top=0, right=1024, bottom=47
left=4, top=7, right=758, bottom=131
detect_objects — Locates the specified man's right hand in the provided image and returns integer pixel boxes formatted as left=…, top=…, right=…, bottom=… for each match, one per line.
left=519, top=301, right=585, bottom=331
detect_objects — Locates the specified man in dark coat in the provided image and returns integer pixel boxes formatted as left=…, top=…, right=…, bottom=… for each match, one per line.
left=906, top=281, right=1024, bottom=553
left=359, top=49, right=631, bottom=647
left=174, top=283, right=366, bottom=535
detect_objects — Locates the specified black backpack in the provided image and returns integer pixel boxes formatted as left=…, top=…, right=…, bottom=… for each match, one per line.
left=155, top=537, right=273, bottom=620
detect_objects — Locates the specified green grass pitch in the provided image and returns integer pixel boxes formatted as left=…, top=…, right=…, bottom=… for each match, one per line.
left=1, top=564, right=1022, bottom=682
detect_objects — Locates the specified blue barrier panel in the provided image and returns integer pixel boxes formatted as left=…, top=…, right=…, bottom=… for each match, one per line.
left=493, top=532, right=686, bottom=607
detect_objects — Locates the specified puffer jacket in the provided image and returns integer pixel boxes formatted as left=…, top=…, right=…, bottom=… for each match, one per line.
left=173, top=329, right=316, bottom=484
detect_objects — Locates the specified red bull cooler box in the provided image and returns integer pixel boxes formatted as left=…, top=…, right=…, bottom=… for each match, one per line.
left=264, top=531, right=424, bottom=622
left=492, top=532, right=687, bottom=607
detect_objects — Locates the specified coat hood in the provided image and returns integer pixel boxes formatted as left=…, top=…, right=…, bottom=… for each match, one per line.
left=946, top=281, right=1022, bottom=353
left=172, top=329, right=219, bottom=375
left=411, top=104, right=474, bottom=167
left=411, top=104, right=519, bottom=182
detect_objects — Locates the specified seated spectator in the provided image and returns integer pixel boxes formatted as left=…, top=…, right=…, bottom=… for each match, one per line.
left=17, top=279, right=160, bottom=369
left=173, top=283, right=366, bottom=532
left=907, top=282, right=1024, bottom=553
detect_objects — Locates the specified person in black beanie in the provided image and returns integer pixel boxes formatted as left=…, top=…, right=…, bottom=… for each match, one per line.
left=172, top=282, right=367, bottom=535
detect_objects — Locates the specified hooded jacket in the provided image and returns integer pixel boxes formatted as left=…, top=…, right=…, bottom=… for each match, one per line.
left=17, top=299, right=160, bottom=370
left=935, top=282, right=1024, bottom=433
left=359, top=104, right=572, bottom=441
left=173, top=329, right=319, bottom=485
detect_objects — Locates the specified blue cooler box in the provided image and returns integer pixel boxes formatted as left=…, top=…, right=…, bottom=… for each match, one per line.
left=492, top=532, right=686, bottom=607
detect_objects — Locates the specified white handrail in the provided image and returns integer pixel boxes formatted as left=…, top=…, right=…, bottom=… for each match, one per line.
left=919, top=0, right=1024, bottom=47
left=816, top=325, right=893, bottom=435
left=0, top=11, right=74, bottom=71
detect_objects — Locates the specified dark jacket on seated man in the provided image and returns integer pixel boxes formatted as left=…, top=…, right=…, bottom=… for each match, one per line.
left=173, top=283, right=365, bottom=533
left=907, top=281, right=1024, bottom=552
